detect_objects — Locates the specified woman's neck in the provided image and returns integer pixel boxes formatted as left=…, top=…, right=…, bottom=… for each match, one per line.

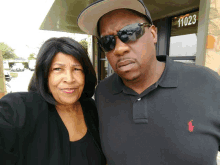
left=56, top=101, right=81, bottom=115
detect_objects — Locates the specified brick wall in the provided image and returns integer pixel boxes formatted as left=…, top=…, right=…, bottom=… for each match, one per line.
left=205, top=0, right=220, bottom=75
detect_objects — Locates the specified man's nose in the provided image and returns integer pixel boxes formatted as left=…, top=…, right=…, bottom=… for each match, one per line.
left=113, top=37, right=129, bottom=56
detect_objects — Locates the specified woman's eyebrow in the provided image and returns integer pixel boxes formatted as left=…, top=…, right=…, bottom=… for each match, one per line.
left=52, top=63, right=81, bottom=67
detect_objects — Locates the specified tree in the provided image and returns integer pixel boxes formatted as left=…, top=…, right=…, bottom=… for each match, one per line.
left=0, top=42, right=18, bottom=59
left=28, top=53, right=36, bottom=60
left=79, top=40, right=88, bottom=50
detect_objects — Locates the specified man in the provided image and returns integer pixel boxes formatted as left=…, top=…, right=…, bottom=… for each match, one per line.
left=78, top=0, right=220, bottom=164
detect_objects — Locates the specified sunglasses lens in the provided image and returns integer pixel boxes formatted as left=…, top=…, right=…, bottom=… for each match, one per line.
left=117, top=31, right=129, bottom=43
left=99, top=23, right=147, bottom=52
left=134, top=26, right=143, bottom=39
left=118, top=23, right=143, bottom=43
left=120, top=35, right=129, bottom=43
left=100, top=36, right=116, bottom=52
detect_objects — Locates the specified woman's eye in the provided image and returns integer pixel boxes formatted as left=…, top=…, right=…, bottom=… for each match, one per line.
left=74, top=68, right=82, bottom=71
left=53, top=68, right=61, bottom=71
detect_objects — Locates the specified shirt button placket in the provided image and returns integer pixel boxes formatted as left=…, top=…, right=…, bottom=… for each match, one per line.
left=133, top=97, right=148, bottom=124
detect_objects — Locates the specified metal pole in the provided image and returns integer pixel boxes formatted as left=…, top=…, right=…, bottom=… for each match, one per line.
left=0, top=51, right=6, bottom=98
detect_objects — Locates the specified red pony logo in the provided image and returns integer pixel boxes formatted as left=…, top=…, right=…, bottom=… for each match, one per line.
left=188, top=120, right=194, bottom=132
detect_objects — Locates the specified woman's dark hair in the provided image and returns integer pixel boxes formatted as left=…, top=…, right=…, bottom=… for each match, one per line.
left=28, top=37, right=97, bottom=105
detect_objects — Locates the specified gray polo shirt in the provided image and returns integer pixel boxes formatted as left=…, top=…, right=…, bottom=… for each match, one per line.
left=95, top=55, right=220, bottom=165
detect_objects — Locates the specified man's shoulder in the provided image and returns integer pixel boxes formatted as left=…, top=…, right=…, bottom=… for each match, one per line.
left=100, top=73, right=118, bottom=83
left=159, top=56, right=219, bottom=80
left=173, top=60, right=220, bottom=81
left=170, top=60, right=220, bottom=93
left=96, top=73, right=118, bottom=90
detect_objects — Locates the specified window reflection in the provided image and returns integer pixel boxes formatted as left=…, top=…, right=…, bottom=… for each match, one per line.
left=169, top=34, right=197, bottom=57
left=169, top=11, right=198, bottom=57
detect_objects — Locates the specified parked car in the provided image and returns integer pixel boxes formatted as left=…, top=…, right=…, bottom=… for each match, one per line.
left=28, top=60, right=36, bottom=71
left=4, top=70, right=12, bottom=82
left=5, top=82, right=12, bottom=93
left=11, top=63, right=25, bottom=72
left=3, top=70, right=12, bottom=93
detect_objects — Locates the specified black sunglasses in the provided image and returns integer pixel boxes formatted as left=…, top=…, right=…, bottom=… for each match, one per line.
left=98, top=22, right=151, bottom=52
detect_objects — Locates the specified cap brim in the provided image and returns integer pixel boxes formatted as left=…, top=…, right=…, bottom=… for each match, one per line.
left=77, top=0, right=146, bottom=36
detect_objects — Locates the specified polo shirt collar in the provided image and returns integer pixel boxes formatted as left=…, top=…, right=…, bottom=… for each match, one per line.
left=157, top=55, right=179, bottom=88
left=111, top=55, right=179, bottom=95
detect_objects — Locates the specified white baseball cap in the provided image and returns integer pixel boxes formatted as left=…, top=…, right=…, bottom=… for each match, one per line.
left=77, top=0, right=153, bottom=37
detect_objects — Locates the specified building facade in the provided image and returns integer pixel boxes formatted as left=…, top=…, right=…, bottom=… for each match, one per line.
left=40, top=0, right=220, bottom=82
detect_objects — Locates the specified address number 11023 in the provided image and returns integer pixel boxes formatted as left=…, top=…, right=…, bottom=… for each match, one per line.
left=178, top=14, right=197, bottom=27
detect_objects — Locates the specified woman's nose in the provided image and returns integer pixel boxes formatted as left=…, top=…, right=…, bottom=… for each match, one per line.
left=64, top=70, right=75, bottom=83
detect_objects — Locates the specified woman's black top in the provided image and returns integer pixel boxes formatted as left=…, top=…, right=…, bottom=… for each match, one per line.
left=0, top=92, right=106, bottom=165
left=70, top=131, right=105, bottom=165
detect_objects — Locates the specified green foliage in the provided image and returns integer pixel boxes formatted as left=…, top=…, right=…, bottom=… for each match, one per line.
left=79, top=40, right=88, bottom=50
left=28, top=53, right=36, bottom=60
left=0, top=42, right=18, bottom=59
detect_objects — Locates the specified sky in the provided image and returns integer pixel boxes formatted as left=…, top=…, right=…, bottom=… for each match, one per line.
left=0, top=0, right=88, bottom=59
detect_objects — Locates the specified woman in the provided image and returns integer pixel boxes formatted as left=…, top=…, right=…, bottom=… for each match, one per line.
left=0, top=37, right=106, bottom=165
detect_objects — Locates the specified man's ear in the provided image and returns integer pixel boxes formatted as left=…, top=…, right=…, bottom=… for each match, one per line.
left=150, top=25, right=157, bottom=44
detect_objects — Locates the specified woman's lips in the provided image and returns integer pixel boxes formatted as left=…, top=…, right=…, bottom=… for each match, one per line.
left=60, top=88, right=75, bottom=94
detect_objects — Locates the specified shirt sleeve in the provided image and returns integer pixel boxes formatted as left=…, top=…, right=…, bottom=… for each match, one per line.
left=209, top=70, right=220, bottom=151
left=0, top=93, right=26, bottom=164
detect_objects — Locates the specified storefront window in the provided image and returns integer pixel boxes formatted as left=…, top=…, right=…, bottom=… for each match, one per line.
left=169, top=11, right=199, bottom=58
left=99, top=50, right=114, bottom=80
left=170, top=34, right=197, bottom=56
left=100, top=59, right=114, bottom=80
left=100, top=59, right=108, bottom=80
